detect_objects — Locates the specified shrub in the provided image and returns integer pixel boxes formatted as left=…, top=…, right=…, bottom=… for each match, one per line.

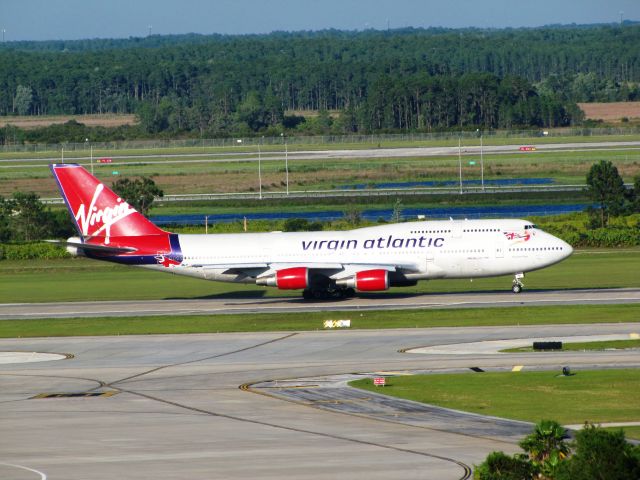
left=555, top=424, right=640, bottom=480
left=475, top=451, right=534, bottom=480
left=0, top=242, right=70, bottom=260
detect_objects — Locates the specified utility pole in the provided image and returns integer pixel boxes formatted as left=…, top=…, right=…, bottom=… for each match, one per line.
left=480, top=132, right=484, bottom=192
left=458, top=137, right=462, bottom=194
left=85, top=138, right=94, bottom=175
left=258, top=144, right=262, bottom=200
left=281, top=133, right=289, bottom=195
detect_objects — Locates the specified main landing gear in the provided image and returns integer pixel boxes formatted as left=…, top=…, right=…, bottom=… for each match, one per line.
left=512, top=273, right=525, bottom=294
left=302, top=287, right=356, bottom=300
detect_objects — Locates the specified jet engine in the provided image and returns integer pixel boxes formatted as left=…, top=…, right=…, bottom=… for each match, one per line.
left=336, top=269, right=389, bottom=292
left=256, top=267, right=309, bottom=290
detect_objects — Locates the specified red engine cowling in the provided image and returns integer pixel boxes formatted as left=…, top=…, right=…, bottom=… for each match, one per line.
left=257, top=267, right=309, bottom=290
left=354, top=269, right=389, bottom=291
left=276, top=267, right=309, bottom=289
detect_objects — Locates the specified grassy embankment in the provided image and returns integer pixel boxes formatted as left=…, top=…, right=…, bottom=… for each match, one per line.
left=350, top=370, right=640, bottom=439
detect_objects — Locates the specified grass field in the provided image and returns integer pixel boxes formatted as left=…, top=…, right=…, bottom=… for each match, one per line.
left=350, top=370, right=640, bottom=439
left=605, top=426, right=640, bottom=440
left=0, top=304, right=638, bottom=338
left=503, top=339, right=640, bottom=353
left=1, top=249, right=639, bottom=303
left=578, top=102, right=640, bottom=122
left=1, top=135, right=639, bottom=197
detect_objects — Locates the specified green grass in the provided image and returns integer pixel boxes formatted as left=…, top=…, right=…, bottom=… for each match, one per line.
left=3, top=135, right=640, bottom=197
left=503, top=339, right=640, bottom=353
left=350, top=370, right=640, bottom=425
left=605, top=426, right=640, bottom=441
left=0, top=304, right=638, bottom=338
left=1, top=249, right=638, bottom=304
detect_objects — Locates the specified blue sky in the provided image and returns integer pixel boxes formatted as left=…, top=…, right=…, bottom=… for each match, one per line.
left=2, top=0, right=639, bottom=41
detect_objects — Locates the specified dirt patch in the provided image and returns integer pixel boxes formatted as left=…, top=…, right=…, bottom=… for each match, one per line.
left=578, top=102, right=640, bottom=122
left=0, top=114, right=138, bottom=129
left=285, top=109, right=341, bottom=118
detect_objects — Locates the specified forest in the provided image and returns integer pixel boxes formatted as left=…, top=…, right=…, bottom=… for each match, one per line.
left=0, top=24, right=638, bottom=140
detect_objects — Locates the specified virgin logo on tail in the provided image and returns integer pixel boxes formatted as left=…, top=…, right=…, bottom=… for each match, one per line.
left=75, top=183, right=136, bottom=244
left=52, top=164, right=167, bottom=247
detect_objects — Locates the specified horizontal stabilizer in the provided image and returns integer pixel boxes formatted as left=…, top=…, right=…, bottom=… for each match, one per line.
left=45, top=239, right=137, bottom=255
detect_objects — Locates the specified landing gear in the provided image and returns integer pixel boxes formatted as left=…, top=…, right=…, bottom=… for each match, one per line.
left=342, top=287, right=356, bottom=298
left=512, top=273, right=525, bottom=294
left=301, top=287, right=356, bottom=300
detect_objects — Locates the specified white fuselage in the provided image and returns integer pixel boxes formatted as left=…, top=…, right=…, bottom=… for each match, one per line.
left=143, top=218, right=573, bottom=286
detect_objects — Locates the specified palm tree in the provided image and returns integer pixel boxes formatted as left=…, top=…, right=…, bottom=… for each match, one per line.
left=519, top=419, right=570, bottom=479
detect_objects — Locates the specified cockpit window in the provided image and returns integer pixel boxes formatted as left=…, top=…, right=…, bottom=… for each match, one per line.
left=524, top=224, right=538, bottom=230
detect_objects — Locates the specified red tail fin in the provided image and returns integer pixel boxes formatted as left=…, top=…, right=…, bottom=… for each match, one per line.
left=51, top=164, right=166, bottom=244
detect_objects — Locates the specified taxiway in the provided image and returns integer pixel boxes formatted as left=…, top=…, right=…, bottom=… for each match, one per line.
left=1, top=322, right=639, bottom=479
left=1, top=287, right=639, bottom=320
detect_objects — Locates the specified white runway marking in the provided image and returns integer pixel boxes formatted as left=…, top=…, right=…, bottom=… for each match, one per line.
left=0, top=352, right=67, bottom=365
left=0, top=462, right=47, bottom=479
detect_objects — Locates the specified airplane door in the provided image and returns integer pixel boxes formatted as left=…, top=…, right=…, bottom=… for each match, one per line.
left=495, top=236, right=505, bottom=258
left=426, top=253, right=434, bottom=272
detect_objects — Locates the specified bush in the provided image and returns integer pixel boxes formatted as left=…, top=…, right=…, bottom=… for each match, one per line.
left=283, top=218, right=323, bottom=232
left=556, top=424, right=640, bottom=480
left=475, top=451, right=534, bottom=480
left=476, top=422, right=640, bottom=480
left=0, top=242, right=70, bottom=260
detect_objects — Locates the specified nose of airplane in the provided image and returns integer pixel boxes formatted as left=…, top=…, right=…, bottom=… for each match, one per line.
left=561, top=239, right=574, bottom=258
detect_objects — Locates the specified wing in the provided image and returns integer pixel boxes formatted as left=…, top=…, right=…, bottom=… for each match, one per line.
left=187, top=260, right=421, bottom=279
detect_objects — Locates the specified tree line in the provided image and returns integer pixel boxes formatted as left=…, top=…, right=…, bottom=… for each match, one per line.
left=0, top=25, right=638, bottom=139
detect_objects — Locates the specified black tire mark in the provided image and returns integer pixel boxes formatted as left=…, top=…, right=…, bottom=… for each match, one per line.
left=118, top=385, right=472, bottom=480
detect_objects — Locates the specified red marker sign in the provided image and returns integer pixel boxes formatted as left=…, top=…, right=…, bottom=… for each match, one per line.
left=519, top=146, right=536, bottom=152
left=373, top=377, right=386, bottom=386
left=98, top=157, right=113, bottom=163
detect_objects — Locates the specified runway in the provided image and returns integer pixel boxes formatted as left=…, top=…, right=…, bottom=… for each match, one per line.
left=1, top=322, right=639, bottom=479
left=2, top=287, right=640, bottom=320
left=6, top=140, right=640, bottom=168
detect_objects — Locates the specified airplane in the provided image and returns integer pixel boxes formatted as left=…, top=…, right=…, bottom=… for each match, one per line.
left=50, top=163, right=573, bottom=299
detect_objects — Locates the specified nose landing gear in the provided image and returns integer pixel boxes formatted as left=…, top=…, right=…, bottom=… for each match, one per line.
left=512, top=273, right=525, bottom=293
